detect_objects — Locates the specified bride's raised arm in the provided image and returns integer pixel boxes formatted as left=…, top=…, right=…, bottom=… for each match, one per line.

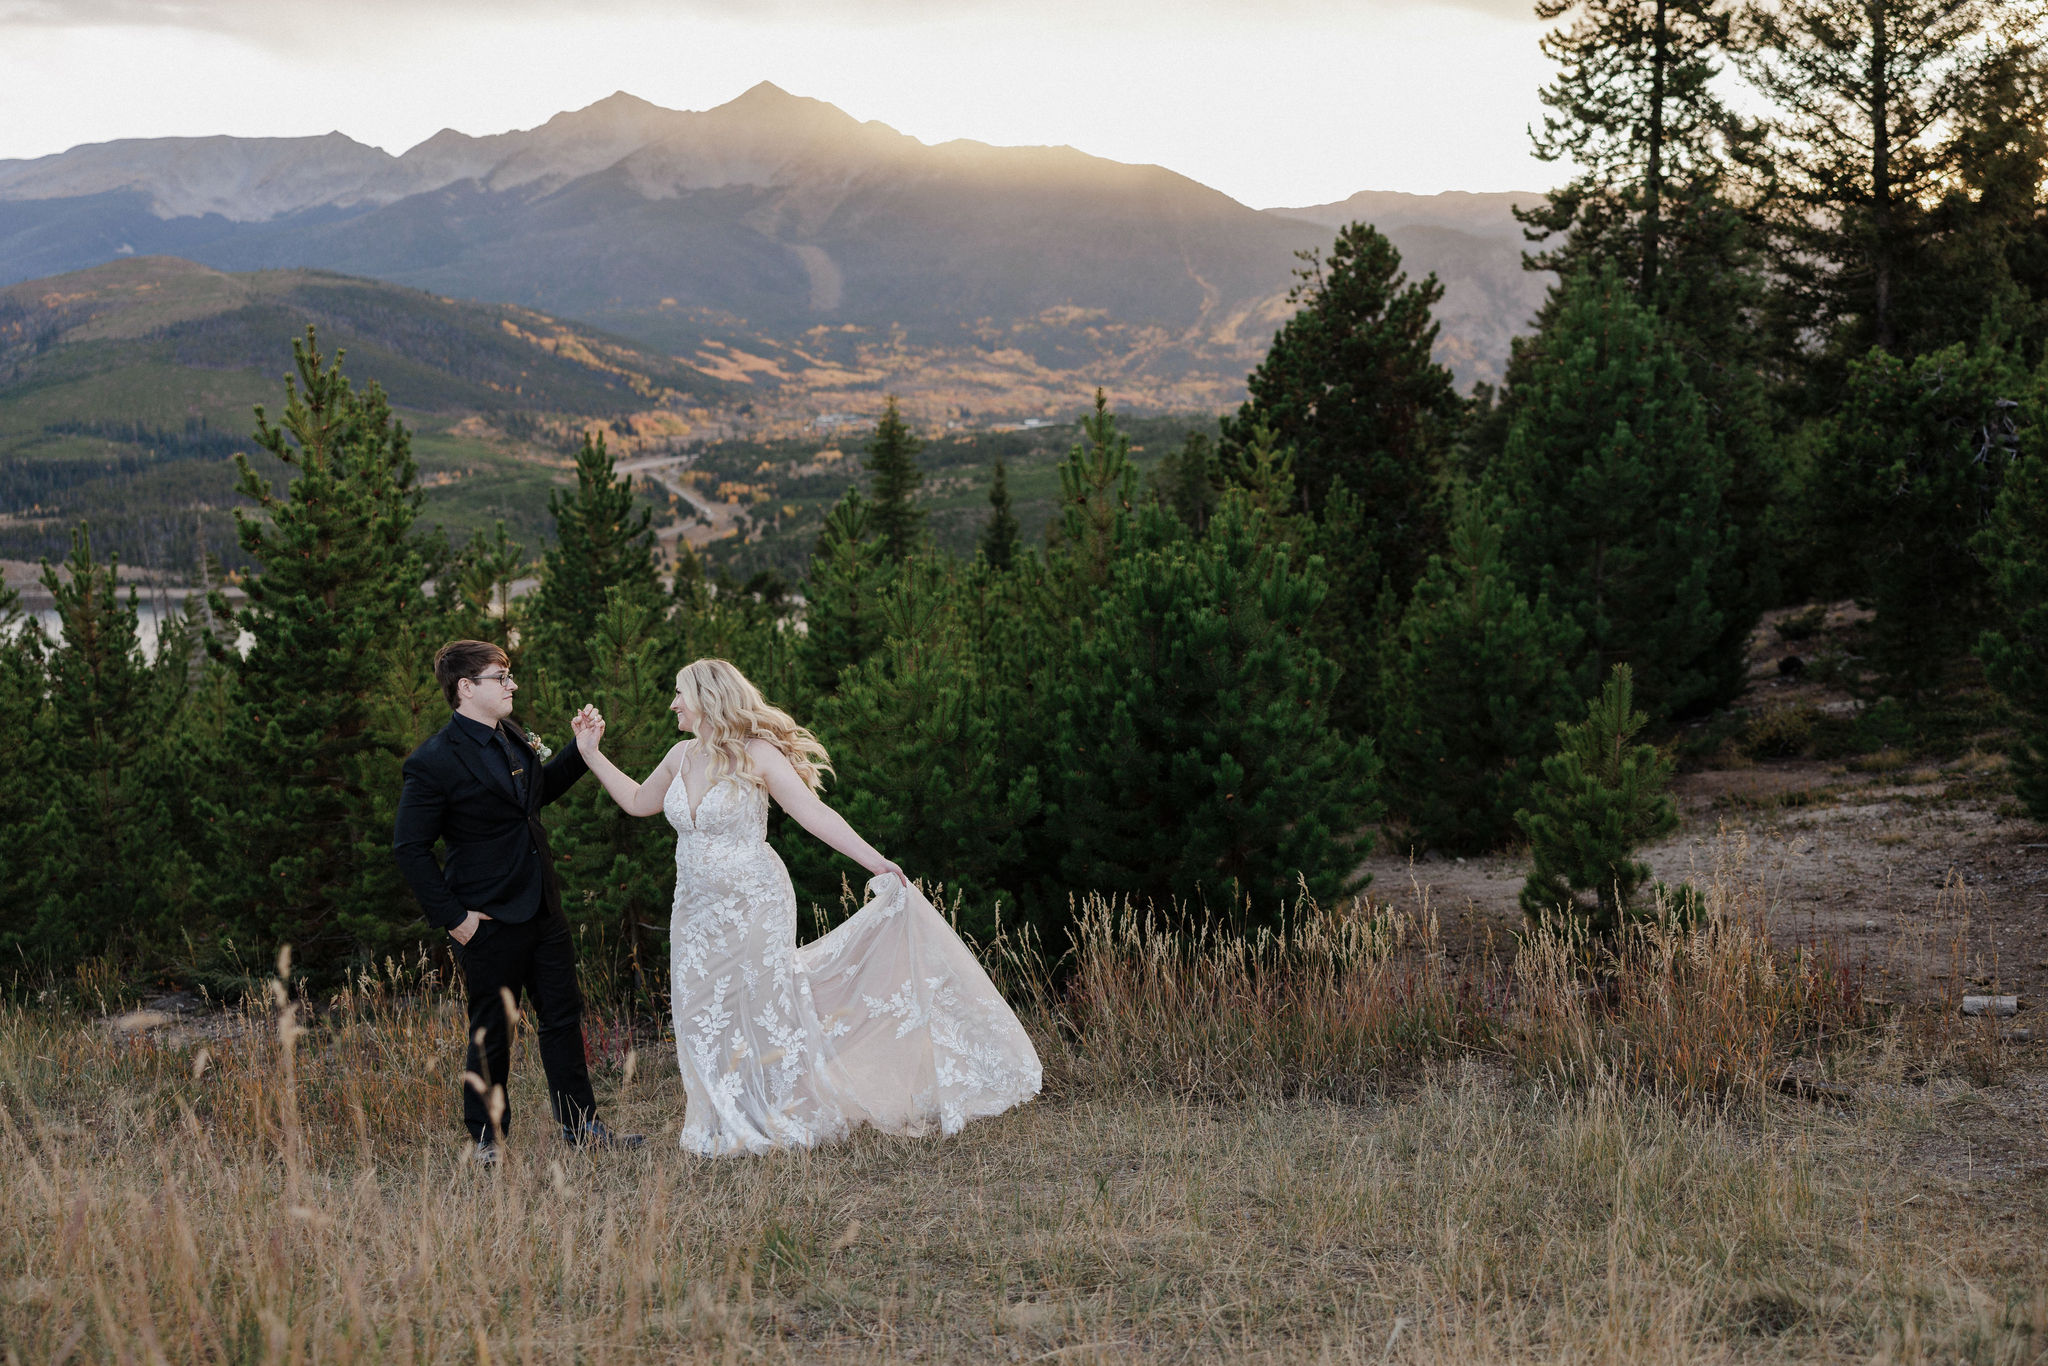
left=570, top=706, right=681, bottom=818
left=746, top=738, right=906, bottom=884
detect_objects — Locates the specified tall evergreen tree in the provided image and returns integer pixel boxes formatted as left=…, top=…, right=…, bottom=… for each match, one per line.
left=791, top=556, right=1046, bottom=931
left=1483, top=267, right=1740, bottom=718
left=19, top=528, right=195, bottom=963
left=1821, top=340, right=2023, bottom=698
left=864, top=395, right=926, bottom=563
left=1920, top=31, right=2048, bottom=359
left=1517, top=663, right=1680, bottom=933
left=204, top=331, right=428, bottom=969
left=1976, top=371, right=2048, bottom=816
left=1045, top=495, right=1382, bottom=920
left=1737, top=0, right=2009, bottom=357
left=1048, top=391, right=1141, bottom=592
left=1221, top=223, right=1460, bottom=600
left=803, top=487, right=891, bottom=695
left=1146, top=429, right=1222, bottom=533
left=979, top=459, right=1021, bottom=570
left=527, top=429, right=659, bottom=682
left=529, top=586, right=680, bottom=1008
left=1521, top=0, right=1746, bottom=302
left=444, top=520, right=530, bottom=659
left=0, top=584, right=46, bottom=965
left=1378, top=493, right=1586, bottom=854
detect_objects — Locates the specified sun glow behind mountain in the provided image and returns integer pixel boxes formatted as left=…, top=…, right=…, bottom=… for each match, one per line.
left=0, top=0, right=1554, bottom=208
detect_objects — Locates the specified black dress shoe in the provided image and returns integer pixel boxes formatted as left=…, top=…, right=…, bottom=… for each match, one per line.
left=564, top=1118, right=644, bottom=1150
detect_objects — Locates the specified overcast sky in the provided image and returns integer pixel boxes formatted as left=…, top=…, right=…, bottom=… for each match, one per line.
left=0, top=0, right=1558, bottom=207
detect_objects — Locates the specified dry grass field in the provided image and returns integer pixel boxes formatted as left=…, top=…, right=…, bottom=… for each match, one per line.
left=2, top=848, right=2043, bottom=1364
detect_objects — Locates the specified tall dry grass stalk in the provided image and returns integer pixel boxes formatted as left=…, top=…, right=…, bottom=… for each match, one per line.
left=0, top=837, right=2038, bottom=1362
left=1508, top=833, right=1869, bottom=1099
left=1015, top=886, right=1489, bottom=1102
left=1005, top=835, right=1868, bottom=1107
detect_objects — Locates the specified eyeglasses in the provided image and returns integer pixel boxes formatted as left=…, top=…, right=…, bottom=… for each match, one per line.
left=471, top=671, right=516, bottom=689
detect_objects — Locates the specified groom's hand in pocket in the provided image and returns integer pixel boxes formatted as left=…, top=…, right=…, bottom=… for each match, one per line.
left=450, top=909, right=492, bottom=946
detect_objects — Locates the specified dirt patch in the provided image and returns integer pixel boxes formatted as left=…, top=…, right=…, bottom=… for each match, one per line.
left=1363, top=602, right=2048, bottom=1017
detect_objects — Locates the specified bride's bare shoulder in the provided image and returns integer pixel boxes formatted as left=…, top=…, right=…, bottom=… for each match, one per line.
left=744, top=737, right=806, bottom=784
left=742, top=736, right=792, bottom=768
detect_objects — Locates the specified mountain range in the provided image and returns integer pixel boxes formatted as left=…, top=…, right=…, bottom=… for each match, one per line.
left=0, top=84, right=1549, bottom=400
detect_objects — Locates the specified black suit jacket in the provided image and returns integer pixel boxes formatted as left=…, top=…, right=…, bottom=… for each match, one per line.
left=392, top=714, right=590, bottom=931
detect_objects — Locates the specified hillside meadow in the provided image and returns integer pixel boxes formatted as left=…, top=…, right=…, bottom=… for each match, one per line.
left=3, top=829, right=2043, bottom=1365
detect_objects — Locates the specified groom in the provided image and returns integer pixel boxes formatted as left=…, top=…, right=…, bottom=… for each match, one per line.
left=392, top=639, right=641, bottom=1161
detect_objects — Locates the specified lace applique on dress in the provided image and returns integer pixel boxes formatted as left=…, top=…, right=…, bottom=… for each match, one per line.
left=664, top=752, right=1041, bottom=1155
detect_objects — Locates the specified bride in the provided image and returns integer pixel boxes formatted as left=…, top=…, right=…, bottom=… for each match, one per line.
left=568, top=658, right=1041, bottom=1155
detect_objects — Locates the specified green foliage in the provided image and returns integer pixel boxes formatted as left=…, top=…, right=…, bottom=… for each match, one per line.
left=1044, top=495, right=1383, bottom=919
left=442, top=521, right=530, bottom=659
left=0, top=583, right=44, bottom=963
left=1520, top=0, right=1745, bottom=302
left=1818, top=341, right=2025, bottom=698
left=803, top=487, right=891, bottom=695
left=863, top=396, right=926, bottom=563
left=201, top=330, right=430, bottom=972
left=979, top=459, right=1021, bottom=571
left=1975, top=383, right=2048, bottom=816
left=1517, top=665, right=1679, bottom=934
left=1222, top=222, right=1460, bottom=599
left=1378, top=493, right=1586, bottom=853
left=526, top=429, right=659, bottom=682
left=794, top=557, right=1046, bottom=933
left=1736, top=0, right=2015, bottom=359
left=11, top=528, right=202, bottom=964
left=1146, top=429, right=1221, bottom=533
left=1484, top=267, right=1738, bottom=718
left=528, top=587, right=680, bottom=1010
left=1048, top=390, right=1141, bottom=591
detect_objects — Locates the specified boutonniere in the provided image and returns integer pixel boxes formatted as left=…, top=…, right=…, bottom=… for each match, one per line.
left=523, top=727, right=553, bottom=762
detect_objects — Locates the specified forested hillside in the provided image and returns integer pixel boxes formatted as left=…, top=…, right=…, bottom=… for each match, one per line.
left=0, top=256, right=721, bottom=566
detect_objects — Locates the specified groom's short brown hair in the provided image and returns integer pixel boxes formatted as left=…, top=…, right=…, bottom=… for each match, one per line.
left=434, top=640, right=509, bottom=708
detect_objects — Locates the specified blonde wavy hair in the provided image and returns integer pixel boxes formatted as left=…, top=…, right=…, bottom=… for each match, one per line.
left=677, top=658, right=832, bottom=793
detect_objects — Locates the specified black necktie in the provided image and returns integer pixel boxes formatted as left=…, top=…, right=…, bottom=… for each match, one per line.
left=496, top=728, right=529, bottom=805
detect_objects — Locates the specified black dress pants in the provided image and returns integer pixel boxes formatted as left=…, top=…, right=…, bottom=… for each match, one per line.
left=456, top=909, right=598, bottom=1142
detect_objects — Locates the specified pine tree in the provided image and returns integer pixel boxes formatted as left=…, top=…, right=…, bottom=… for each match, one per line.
left=1048, top=390, right=1141, bottom=592
left=979, top=459, right=1022, bottom=570
left=529, top=586, right=681, bottom=1008
left=0, top=583, right=48, bottom=965
left=1977, top=376, right=2048, bottom=816
left=527, top=429, right=659, bottom=682
left=1736, top=0, right=2008, bottom=357
left=1222, top=223, right=1460, bottom=599
left=803, top=487, right=891, bottom=694
left=1304, top=477, right=1386, bottom=737
left=1919, top=34, right=2048, bottom=359
left=445, top=520, right=529, bottom=658
left=1823, top=340, right=2023, bottom=698
left=1378, top=493, right=1586, bottom=853
left=1520, top=0, right=1744, bottom=302
left=1516, top=664, right=1679, bottom=933
left=1483, top=267, right=1739, bottom=718
left=1146, top=430, right=1222, bottom=533
left=204, top=331, right=429, bottom=970
left=791, top=556, right=1045, bottom=931
left=20, top=527, right=193, bottom=963
left=1045, top=495, right=1382, bottom=920
left=864, top=395, right=926, bottom=563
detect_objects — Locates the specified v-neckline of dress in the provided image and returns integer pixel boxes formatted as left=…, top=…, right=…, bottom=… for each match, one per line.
left=680, top=740, right=718, bottom=827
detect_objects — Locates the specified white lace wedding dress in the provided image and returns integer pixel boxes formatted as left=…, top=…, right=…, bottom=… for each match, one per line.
left=664, top=759, right=1042, bottom=1155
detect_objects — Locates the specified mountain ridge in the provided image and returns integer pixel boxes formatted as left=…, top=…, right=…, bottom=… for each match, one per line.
left=0, top=87, right=1546, bottom=392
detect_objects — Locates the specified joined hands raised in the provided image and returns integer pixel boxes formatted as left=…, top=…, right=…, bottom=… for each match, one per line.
left=569, top=704, right=605, bottom=756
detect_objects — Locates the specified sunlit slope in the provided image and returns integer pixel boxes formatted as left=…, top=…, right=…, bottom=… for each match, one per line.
left=0, top=256, right=724, bottom=568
